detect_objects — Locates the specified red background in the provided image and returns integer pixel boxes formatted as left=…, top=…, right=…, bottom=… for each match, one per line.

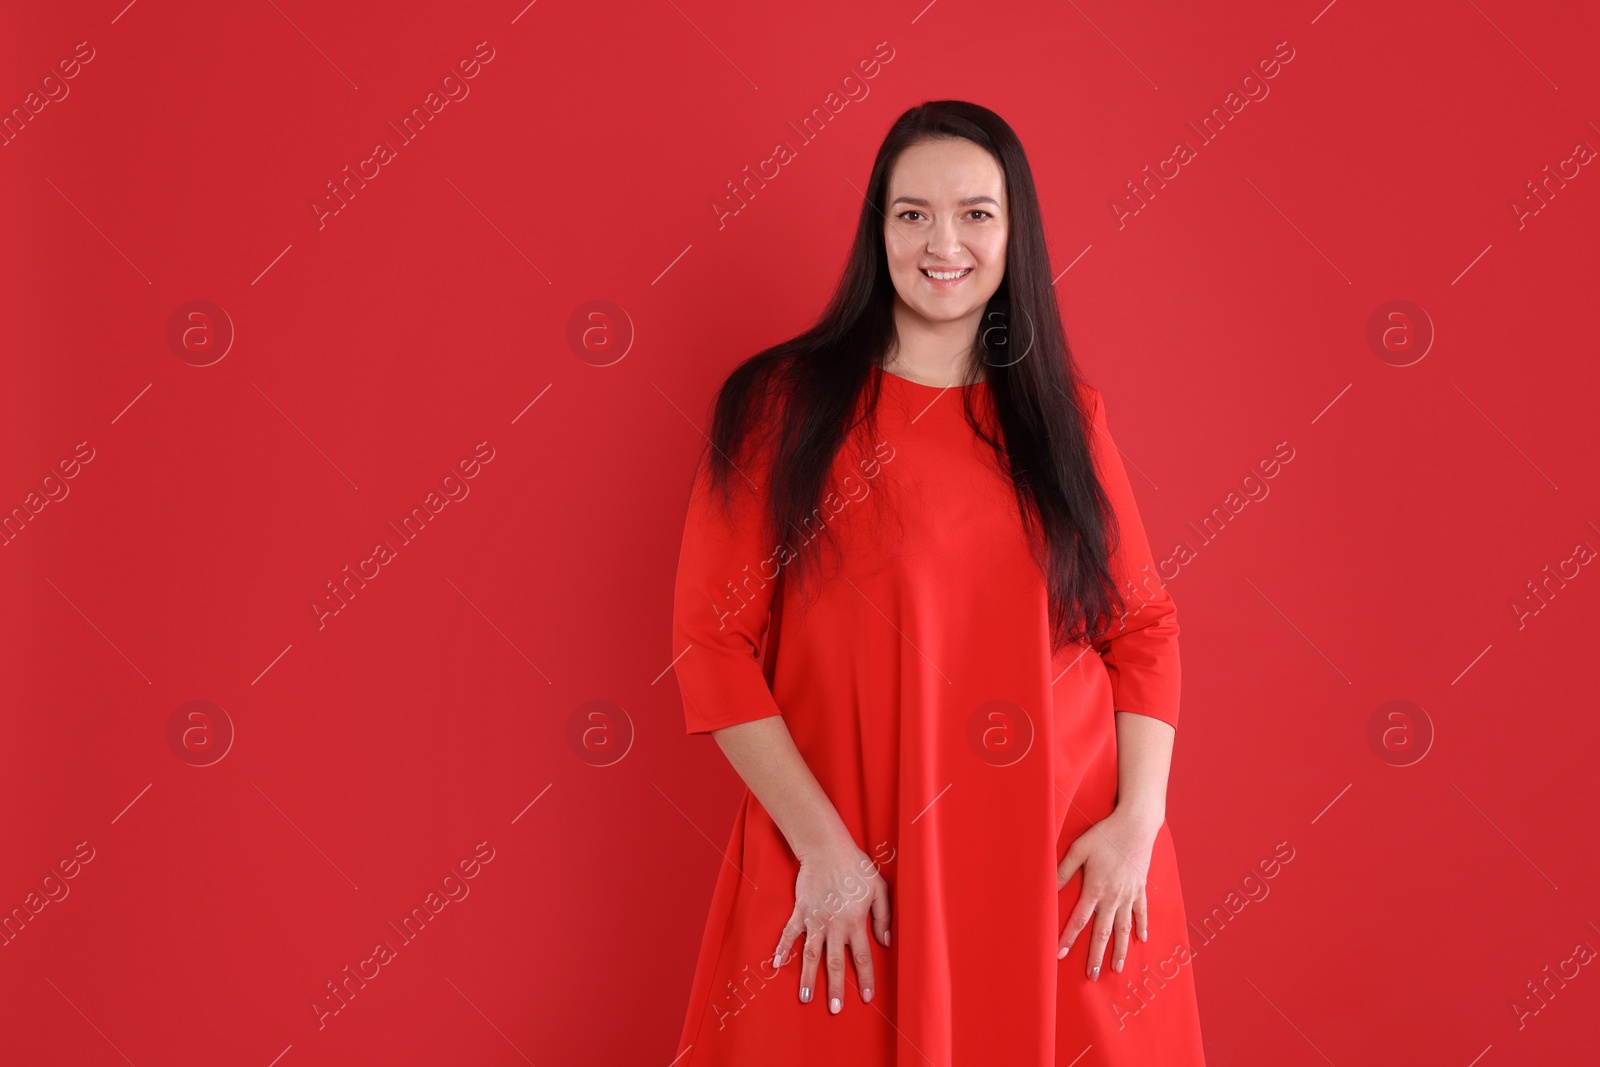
left=3, top=1, right=1597, bottom=1064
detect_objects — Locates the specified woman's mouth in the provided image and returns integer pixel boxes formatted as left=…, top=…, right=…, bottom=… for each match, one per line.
left=920, top=266, right=972, bottom=287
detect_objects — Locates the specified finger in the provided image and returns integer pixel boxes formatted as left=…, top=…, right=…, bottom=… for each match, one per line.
left=1134, top=886, right=1149, bottom=944
left=870, top=878, right=892, bottom=948
left=1058, top=890, right=1098, bottom=958
left=825, top=926, right=847, bottom=1014
left=799, top=916, right=822, bottom=1004
left=850, top=922, right=877, bottom=1004
left=1086, top=904, right=1114, bottom=981
left=1056, top=839, right=1086, bottom=893
left=774, top=905, right=804, bottom=968
left=1111, top=898, right=1133, bottom=974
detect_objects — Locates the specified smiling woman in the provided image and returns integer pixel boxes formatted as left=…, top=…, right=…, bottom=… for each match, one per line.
left=672, top=100, right=1207, bottom=1066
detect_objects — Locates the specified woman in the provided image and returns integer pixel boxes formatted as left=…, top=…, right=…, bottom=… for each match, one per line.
left=671, top=100, right=1206, bottom=1065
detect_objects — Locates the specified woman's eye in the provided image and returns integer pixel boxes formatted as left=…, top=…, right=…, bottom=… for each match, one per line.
left=970, top=210, right=992, bottom=220
left=897, top=210, right=923, bottom=221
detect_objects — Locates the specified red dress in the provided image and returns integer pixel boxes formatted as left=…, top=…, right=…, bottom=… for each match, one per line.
left=671, top=366, right=1206, bottom=1066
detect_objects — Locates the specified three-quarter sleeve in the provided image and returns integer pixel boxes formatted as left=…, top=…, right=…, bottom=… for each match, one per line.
left=1084, top=387, right=1182, bottom=729
left=671, top=447, right=786, bottom=735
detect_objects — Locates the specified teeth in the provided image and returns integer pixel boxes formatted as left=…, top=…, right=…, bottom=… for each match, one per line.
left=923, top=268, right=970, bottom=280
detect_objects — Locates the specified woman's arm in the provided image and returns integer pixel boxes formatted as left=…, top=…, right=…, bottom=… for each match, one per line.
left=709, top=715, right=853, bottom=861
left=1113, top=710, right=1174, bottom=829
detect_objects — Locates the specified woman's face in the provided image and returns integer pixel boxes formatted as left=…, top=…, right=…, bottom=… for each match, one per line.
left=882, top=137, right=1009, bottom=328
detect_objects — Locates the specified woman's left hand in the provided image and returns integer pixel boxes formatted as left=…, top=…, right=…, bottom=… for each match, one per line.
left=1056, top=807, right=1161, bottom=980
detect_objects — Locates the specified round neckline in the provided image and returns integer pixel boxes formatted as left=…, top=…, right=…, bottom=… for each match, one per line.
left=877, top=364, right=986, bottom=390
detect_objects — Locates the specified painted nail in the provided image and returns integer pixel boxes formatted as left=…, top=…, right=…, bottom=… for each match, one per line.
left=884, top=929, right=891, bottom=947
left=801, top=986, right=811, bottom=1003
left=830, top=997, right=841, bottom=1014
left=1057, top=946, right=1068, bottom=959
left=1139, top=928, right=1148, bottom=942
left=1114, top=959, right=1123, bottom=973
left=862, top=987, right=873, bottom=1002
left=1090, top=966, right=1100, bottom=981
left=773, top=950, right=783, bottom=967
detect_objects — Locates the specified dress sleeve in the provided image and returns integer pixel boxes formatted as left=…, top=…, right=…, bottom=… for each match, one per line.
left=1084, top=387, right=1182, bottom=729
left=671, top=447, right=785, bottom=735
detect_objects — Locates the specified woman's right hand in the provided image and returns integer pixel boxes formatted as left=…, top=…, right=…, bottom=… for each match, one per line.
left=773, top=840, right=892, bottom=1014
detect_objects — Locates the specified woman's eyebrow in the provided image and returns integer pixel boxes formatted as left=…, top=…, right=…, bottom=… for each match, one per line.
left=889, top=195, right=1001, bottom=208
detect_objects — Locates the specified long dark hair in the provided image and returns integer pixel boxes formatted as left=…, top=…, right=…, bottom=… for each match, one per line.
left=698, top=100, right=1125, bottom=653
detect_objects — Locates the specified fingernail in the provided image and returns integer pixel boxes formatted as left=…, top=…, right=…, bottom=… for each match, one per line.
left=1090, top=966, right=1100, bottom=981
left=884, top=929, right=891, bottom=947
left=800, top=986, right=811, bottom=1003
left=862, top=987, right=873, bottom=1002
left=1139, top=928, right=1148, bottom=942
left=773, top=951, right=783, bottom=967
left=1114, top=959, right=1123, bottom=973
left=1057, top=946, right=1068, bottom=959
left=830, top=997, right=841, bottom=1013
